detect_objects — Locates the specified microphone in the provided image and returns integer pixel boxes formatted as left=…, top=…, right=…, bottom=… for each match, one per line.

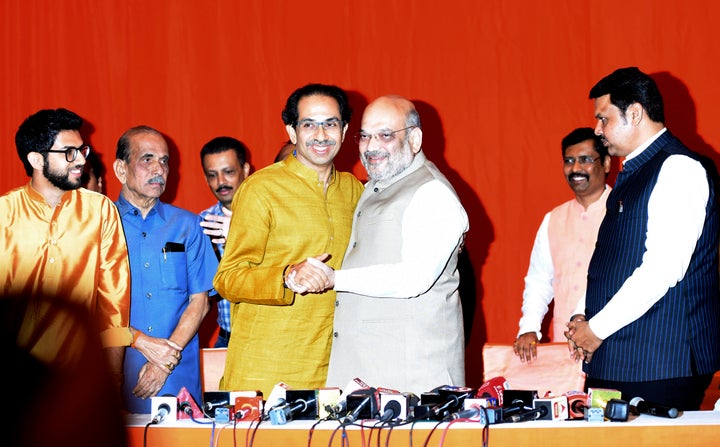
left=150, top=395, right=177, bottom=424
left=378, top=400, right=402, bottom=422
left=152, top=403, right=171, bottom=424
left=501, top=399, right=533, bottom=421
left=448, top=404, right=483, bottom=421
left=269, top=398, right=317, bottom=425
left=476, top=376, right=508, bottom=406
left=533, top=395, right=568, bottom=421
left=343, top=388, right=379, bottom=423
left=506, top=405, right=547, bottom=422
left=629, top=397, right=679, bottom=419
left=563, top=391, right=587, bottom=419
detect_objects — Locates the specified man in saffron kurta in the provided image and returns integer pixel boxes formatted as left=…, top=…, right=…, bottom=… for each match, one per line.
left=214, top=84, right=363, bottom=397
left=0, top=108, right=131, bottom=376
left=514, top=128, right=610, bottom=363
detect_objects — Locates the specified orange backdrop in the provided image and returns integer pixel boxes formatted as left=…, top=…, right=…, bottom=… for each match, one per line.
left=3, top=0, right=720, bottom=388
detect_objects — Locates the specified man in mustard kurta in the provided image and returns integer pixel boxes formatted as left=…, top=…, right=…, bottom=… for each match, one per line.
left=0, top=108, right=131, bottom=379
left=213, top=84, right=363, bottom=397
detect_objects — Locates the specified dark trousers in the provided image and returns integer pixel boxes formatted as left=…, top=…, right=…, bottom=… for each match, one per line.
left=585, top=374, right=713, bottom=411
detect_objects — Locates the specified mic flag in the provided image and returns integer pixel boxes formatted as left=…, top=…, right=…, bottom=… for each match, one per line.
left=177, top=386, right=204, bottom=420
left=150, top=395, right=177, bottom=424
left=563, top=391, right=587, bottom=419
left=477, top=376, right=508, bottom=406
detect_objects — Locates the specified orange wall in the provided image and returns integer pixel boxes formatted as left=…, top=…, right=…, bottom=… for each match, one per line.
left=3, top=0, right=720, bottom=388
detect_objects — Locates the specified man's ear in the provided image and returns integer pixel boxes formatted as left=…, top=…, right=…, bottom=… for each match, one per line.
left=629, top=102, right=644, bottom=126
left=27, top=152, right=44, bottom=171
left=409, top=127, right=423, bottom=154
left=286, top=124, right=297, bottom=145
left=112, top=159, right=127, bottom=184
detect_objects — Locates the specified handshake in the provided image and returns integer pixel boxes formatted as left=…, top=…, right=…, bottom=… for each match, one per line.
left=284, top=253, right=335, bottom=294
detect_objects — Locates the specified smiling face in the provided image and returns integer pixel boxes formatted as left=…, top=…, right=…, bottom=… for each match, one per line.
left=285, top=94, right=347, bottom=179
left=42, top=129, right=86, bottom=191
left=202, top=149, right=249, bottom=208
left=358, top=96, right=421, bottom=182
left=562, top=139, right=610, bottom=201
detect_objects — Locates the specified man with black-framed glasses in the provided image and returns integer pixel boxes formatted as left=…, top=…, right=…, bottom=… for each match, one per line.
left=513, top=127, right=610, bottom=364
left=0, top=107, right=132, bottom=396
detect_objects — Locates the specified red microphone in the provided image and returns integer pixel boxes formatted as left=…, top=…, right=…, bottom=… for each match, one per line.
left=476, top=376, right=509, bottom=406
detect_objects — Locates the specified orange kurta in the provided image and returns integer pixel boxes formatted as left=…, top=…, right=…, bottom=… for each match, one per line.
left=0, top=183, right=131, bottom=367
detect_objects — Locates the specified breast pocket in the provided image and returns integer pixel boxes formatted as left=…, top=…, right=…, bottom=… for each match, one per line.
left=161, top=251, right=188, bottom=292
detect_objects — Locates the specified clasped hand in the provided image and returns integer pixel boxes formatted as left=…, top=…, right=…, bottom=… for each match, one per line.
left=285, top=253, right=334, bottom=294
left=564, top=316, right=602, bottom=363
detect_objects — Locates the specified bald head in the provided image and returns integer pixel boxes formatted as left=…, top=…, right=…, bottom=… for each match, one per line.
left=364, top=95, right=417, bottom=123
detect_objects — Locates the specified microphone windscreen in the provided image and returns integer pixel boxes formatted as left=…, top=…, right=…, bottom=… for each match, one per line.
left=477, top=376, right=509, bottom=406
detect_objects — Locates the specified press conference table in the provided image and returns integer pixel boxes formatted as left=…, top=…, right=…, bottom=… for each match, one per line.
left=126, top=411, right=720, bottom=447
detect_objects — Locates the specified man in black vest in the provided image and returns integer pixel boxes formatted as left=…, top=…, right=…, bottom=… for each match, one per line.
left=566, top=67, right=720, bottom=411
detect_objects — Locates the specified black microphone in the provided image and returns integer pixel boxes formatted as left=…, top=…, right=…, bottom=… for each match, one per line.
left=507, top=405, right=547, bottom=422
left=342, top=388, right=379, bottom=423
left=152, top=403, right=171, bottom=424
left=501, top=399, right=532, bottom=420
left=179, top=401, right=193, bottom=416
left=378, top=400, right=402, bottom=422
left=343, top=396, right=372, bottom=423
left=629, top=397, right=679, bottom=419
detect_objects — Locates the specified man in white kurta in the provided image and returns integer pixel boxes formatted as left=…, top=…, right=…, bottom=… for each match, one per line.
left=514, top=127, right=611, bottom=363
left=287, top=95, right=468, bottom=396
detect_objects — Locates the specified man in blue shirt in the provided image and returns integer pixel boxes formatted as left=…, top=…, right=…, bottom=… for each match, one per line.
left=112, top=125, right=218, bottom=414
left=198, top=136, right=251, bottom=348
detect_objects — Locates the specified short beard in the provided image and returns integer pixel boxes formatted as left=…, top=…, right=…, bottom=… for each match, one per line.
left=363, top=140, right=414, bottom=182
left=44, top=162, right=80, bottom=191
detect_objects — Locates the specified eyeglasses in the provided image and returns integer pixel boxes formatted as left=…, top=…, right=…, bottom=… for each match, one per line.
left=295, top=118, right=343, bottom=132
left=563, top=155, right=600, bottom=166
left=354, top=126, right=416, bottom=145
left=39, top=145, right=91, bottom=162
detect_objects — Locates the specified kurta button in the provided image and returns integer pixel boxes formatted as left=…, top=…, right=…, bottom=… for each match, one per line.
left=373, top=187, right=379, bottom=192
left=142, top=232, right=147, bottom=238
left=352, top=242, right=357, bottom=248
left=48, top=258, right=55, bottom=264
left=335, top=300, right=339, bottom=307
left=333, top=331, right=338, bottom=338
left=144, top=262, right=150, bottom=268
left=146, top=292, right=152, bottom=298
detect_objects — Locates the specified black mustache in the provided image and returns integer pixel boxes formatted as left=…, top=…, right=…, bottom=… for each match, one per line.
left=215, top=185, right=232, bottom=193
left=568, top=172, right=589, bottom=180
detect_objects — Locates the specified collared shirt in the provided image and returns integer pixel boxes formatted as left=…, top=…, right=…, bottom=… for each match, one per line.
left=0, top=183, right=131, bottom=367
left=574, top=128, right=710, bottom=339
left=518, top=186, right=610, bottom=341
left=214, top=155, right=363, bottom=397
left=199, top=202, right=231, bottom=333
left=116, top=195, right=218, bottom=414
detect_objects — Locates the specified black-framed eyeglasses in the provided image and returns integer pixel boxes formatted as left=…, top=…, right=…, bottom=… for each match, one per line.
left=354, top=126, right=416, bottom=145
left=295, top=118, right=343, bottom=132
left=39, top=145, right=91, bottom=162
left=563, top=155, right=600, bottom=166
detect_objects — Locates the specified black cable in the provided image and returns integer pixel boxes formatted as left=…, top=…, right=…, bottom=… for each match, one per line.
left=143, top=421, right=153, bottom=447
